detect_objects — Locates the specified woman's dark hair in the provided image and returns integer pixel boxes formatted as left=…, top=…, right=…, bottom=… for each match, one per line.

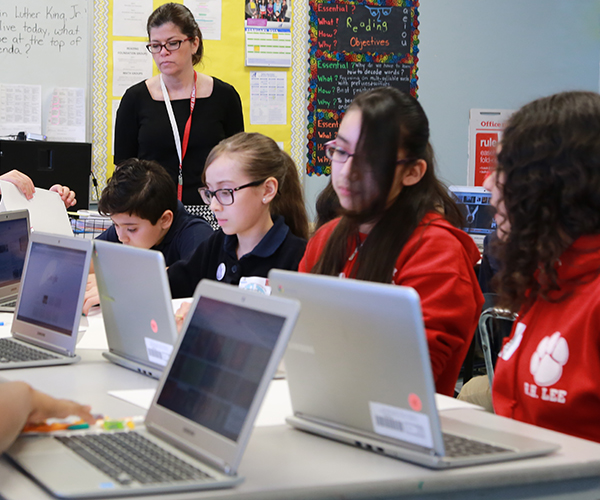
left=99, top=158, right=178, bottom=225
left=147, top=3, right=204, bottom=66
left=493, top=91, right=600, bottom=312
left=204, top=132, right=309, bottom=240
left=314, top=181, right=341, bottom=232
left=310, top=87, right=463, bottom=282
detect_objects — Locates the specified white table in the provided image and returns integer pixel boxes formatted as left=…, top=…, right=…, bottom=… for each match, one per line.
left=1, top=312, right=600, bottom=500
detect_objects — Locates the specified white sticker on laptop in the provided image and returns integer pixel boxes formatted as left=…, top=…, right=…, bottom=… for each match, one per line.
left=144, top=337, right=173, bottom=367
left=369, top=401, right=433, bottom=449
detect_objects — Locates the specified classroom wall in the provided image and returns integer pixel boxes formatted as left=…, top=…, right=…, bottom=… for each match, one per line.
left=302, top=0, right=600, bottom=221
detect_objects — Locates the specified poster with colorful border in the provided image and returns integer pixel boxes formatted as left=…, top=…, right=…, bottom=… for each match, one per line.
left=307, top=0, right=419, bottom=175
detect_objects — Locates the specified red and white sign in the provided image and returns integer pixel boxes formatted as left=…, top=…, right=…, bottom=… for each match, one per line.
left=468, top=109, right=514, bottom=186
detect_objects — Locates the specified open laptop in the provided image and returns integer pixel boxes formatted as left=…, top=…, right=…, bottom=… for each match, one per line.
left=0, top=232, right=92, bottom=369
left=0, top=209, right=30, bottom=312
left=7, top=279, right=300, bottom=498
left=449, top=185, right=496, bottom=251
left=269, top=270, right=559, bottom=469
left=93, top=240, right=177, bottom=379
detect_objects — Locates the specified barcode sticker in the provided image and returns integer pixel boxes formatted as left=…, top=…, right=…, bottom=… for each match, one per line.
left=144, top=337, right=173, bottom=367
left=369, top=401, right=433, bottom=449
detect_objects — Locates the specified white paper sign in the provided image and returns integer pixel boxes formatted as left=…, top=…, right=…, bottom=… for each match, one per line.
left=369, top=401, right=433, bottom=449
left=46, top=87, right=86, bottom=142
left=144, top=337, right=173, bottom=367
left=184, top=0, right=222, bottom=41
left=113, top=0, right=153, bottom=37
left=250, top=71, right=287, bottom=125
left=112, top=41, right=153, bottom=97
left=0, top=84, right=42, bottom=137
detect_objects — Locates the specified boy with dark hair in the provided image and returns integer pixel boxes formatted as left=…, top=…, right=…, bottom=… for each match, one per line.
left=83, top=158, right=213, bottom=313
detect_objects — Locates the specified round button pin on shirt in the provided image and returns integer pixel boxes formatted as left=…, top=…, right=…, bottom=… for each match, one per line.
left=216, top=263, right=226, bottom=281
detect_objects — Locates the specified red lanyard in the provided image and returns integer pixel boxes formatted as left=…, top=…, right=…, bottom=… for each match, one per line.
left=177, top=71, right=197, bottom=201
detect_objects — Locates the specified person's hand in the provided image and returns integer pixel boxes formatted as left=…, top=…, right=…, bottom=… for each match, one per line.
left=0, top=170, right=35, bottom=200
left=82, top=274, right=99, bottom=316
left=27, top=388, right=95, bottom=426
left=50, top=184, right=77, bottom=209
left=175, top=301, right=192, bottom=333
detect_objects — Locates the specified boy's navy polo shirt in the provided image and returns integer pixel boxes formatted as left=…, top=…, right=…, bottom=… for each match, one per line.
left=168, top=215, right=307, bottom=298
left=96, top=201, right=214, bottom=266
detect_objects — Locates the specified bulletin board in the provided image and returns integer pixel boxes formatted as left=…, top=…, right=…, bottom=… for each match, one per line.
left=91, top=0, right=295, bottom=192
left=306, top=0, right=419, bottom=176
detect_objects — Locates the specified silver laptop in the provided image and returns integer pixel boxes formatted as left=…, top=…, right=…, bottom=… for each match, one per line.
left=269, top=270, right=559, bottom=469
left=0, top=232, right=92, bottom=369
left=93, top=240, right=177, bottom=379
left=0, top=209, right=30, bottom=312
left=449, top=185, right=495, bottom=251
left=7, top=280, right=300, bottom=498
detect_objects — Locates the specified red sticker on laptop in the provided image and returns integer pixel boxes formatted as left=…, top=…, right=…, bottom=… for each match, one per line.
left=150, top=319, right=158, bottom=334
left=408, top=393, right=422, bottom=412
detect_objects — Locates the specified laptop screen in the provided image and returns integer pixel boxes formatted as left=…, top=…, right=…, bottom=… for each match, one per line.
left=157, top=296, right=286, bottom=442
left=16, top=242, right=88, bottom=335
left=450, top=187, right=496, bottom=236
left=0, top=216, right=29, bottom=288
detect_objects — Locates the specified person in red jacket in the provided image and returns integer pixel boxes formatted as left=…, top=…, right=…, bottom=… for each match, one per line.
left=484, top=91, right=600, bottom=443
left=300, top=87, right=483, bottom=396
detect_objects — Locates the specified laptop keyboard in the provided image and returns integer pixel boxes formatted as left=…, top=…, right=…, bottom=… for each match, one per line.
left=56, top=432, right=214, bottom=485
left=0, top=299, right=16, bottom=309
left=0, top=338, right=58, bottom=363
left=443, top=432, right=510, bottom=457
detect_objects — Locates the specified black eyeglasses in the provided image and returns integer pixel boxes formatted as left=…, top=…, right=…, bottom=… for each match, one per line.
left=198, top=179, right=267, bottom=206
left=325, top=141, right=417, bottom=166
left=325, top=141, right=354, bottom=163
left=146, top=37, right=193, bottom=54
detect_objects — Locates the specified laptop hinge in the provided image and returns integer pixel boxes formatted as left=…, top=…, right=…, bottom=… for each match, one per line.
left=12, top=334, right=73, bottom=357
left=146, top=422, right=235, bottom=476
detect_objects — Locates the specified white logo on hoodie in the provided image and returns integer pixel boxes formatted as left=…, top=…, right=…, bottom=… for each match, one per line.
left=529, top=331, right=569, bottom=387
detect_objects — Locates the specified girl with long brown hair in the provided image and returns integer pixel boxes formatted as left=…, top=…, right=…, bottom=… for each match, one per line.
left=168, top=132, right=308, bottom=299
left=300, top=87, right=484, bottom=396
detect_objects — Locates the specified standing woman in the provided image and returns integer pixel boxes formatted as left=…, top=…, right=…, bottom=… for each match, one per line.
left=114, top=3, right=244, bottom=222
left=300, top=87, right=483, bottom=396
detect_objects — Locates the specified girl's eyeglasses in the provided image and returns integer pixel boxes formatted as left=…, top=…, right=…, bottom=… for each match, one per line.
left=324, top=141, right=417, bottom=166
left=324, top=142, right=354, bottom=163
left=198, top=179, right=267, bottom=206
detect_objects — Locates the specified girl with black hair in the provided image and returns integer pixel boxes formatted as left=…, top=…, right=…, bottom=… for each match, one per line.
left=485, top=91, right=600, bottom=443
left=300, top=87, right=484, bottom=396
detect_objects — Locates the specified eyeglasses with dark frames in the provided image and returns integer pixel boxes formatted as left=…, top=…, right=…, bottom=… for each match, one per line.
left=324, top=141, right=417, bottom=166
left=198, top=179, right=267, bottom=206
left=146, top=37, right=193, bottom=54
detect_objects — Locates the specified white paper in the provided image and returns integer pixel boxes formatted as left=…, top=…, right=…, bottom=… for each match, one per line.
left=144, top=337, right=173, bottom=367
left=108, top=388, right=155, bottom=410
left=250, top=71, right=287, bottom=125
left=369, top=401, right=434, bottom=448
left=112, top=41, right=153, bottom=97
left=112, top=99, right=121, bottom=156
left=45, top=87, right=86, bottom=142
left=245, top=28, right=292, bottom=67
left=184, top=0, right=222, bottom=41
left=113, top=0, right=153, bottom=37
left=0, top=84, right=42, bottom=137
left=0, top=181, right=73, bottom=236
